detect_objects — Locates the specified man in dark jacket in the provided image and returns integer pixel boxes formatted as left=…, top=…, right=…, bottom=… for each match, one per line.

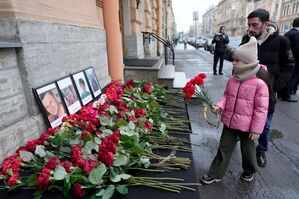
left=241, top=9, right=295, bottom=167
left=284, top=17, right=299, bottom=95
left=212, top=26, right=229, bottom=75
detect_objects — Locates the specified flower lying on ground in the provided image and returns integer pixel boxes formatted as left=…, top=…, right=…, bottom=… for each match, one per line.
left=0, top=80, right=197, bottom=198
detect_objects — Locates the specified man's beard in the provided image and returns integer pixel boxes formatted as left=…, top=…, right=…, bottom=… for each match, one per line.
left=248, top=31, right=262, bottom=38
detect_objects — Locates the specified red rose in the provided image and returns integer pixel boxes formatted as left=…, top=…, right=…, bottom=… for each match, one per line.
left=183, top=81, right=195, bottom=100
left=108, top=130, right=120, bottom=145
left=39, top=128, right=56, bottom=145
left=143, top=120, right=153, bottom=130
left=45, top=157, right=60, bottom=170
left=36, top=168, right=51, bottom=190
left=73, top=158, right=86, bottom=168
left=81, top=130, right=91, bottom=141
left=134, top=119, right=140, bottom=127
left=128, top=115, right=135, bottom=121
left=7, top=174, right=19, bottom=186
left=115, top=101, right=129, bottom=112
left=71, top=146, right=82, bottom=161
left=83, top=160, right=97, bottom=173
left=117, top=112, right=125, bottom=119
left=143, top=83, right=152, bottom=94
left=193, top=76, right=204, bottom=85
left=198, top=73, right=206, bottom=79
left=126, top=79, right=134, bottom=87
left=106, top=140, right=117, bottom=154
left=25, top=139, right=41, bottom=153
left=73, top=183, right=85, bottom=198
left=134, top=108, right=147, bottom=118
left=60, top=161, right=72, bottom=173
left=98, top=151, right=114, bottom=167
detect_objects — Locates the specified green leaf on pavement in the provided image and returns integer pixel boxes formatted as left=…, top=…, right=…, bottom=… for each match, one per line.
left=128, top=121, right=135, bottom=130
left=35, top=145, right=46, bottom=158
left=102, top=185, right=115, bottom=199
left=89, top=164, right=107, bottom=185
left=116, top=185, right=128, bottom=195
left=53, top=165, right=67, bottom=180
left=113, top=154, right=129, bottom=167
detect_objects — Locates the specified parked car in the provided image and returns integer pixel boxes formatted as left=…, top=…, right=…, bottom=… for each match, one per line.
left=203, top=38, right=214, bottom=54
left=194, top=38, right=205, bottom=49
left=224, top=38, right=241, bottom=61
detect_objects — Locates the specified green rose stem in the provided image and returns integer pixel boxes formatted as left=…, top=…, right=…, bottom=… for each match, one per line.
left=127, top=168, right=166, bottom=172
left=151, top=146, right=192, bottom=152
left=129, top=177, right=197, bottom=192
left=166, top=128, right=192, bottom=133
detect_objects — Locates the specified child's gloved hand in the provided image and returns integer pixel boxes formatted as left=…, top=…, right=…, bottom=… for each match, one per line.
left=211, top=106, right=220, bottom=113
left=249, top=132, right=260, bottom=141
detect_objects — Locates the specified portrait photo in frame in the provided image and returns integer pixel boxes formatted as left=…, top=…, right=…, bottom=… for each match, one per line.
left=84, top=67, right=102, bottom=98
left=72, top=71, right=93, bottom=106
left=57, top=76, right=82, bottom=114
left=34, top=83, right=67, bottom=128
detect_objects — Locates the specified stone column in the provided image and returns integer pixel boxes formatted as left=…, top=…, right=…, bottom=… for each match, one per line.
left=103, top=0, right=124, bottom=83
left=123, top=0, right=144, bottom=58
left=157, top=0, right=163, bottom=56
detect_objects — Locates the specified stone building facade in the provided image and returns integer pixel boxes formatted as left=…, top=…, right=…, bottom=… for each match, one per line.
left=280, top=0, right=299, bottom=34
left=202, top=0, right=294, bottom=38
left=0, top=0, right=175, bottom=163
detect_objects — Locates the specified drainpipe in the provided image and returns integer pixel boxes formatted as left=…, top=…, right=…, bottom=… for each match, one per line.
left=103, top=0, right=124, bottom=83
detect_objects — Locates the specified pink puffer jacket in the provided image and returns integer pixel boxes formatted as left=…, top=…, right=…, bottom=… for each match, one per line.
left=215, top=75, right=269, bottom=134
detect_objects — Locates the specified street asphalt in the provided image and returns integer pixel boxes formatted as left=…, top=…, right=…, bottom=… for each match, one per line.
left=174, top=43, right=299, bottom=199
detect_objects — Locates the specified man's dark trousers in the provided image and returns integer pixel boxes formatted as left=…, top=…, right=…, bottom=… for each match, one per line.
left=213, top=52, right=225, bottom=74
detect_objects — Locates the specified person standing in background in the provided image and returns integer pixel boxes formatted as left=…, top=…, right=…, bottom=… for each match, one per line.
left=212, top=26, right=229, bottom=75
left=284, top=17, right=299, bottom=95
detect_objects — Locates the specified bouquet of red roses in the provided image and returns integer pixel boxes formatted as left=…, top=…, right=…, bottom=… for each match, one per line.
left=183, top=73, right=220, bottom=128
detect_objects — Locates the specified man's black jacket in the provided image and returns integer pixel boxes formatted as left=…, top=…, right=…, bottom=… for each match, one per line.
left=240, top=34, right=295, bottom=92
left=284, top=28, right=299, bottom=69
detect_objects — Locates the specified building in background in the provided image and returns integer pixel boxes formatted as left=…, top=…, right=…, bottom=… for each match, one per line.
left=202, top=0, right=297, bottom=39
left=0, top=0, right=175, bottom=163
left=280, top=0, right=299, bottom=34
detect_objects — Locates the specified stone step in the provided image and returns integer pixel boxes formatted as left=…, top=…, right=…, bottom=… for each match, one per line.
left=157, top=64, right=175, bottom=79
left=173, top=72, right=187, bottom=88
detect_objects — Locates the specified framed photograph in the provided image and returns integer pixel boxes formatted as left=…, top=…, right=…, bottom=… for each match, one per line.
left=34, top=83, right=67, bottom=128
left=72, top=71, right=93, bottom=106
left=57, top=76, right=82, bottom=114
left=84, top=67, right=102, bottom=98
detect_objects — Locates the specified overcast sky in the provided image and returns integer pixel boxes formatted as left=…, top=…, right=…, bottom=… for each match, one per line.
left=172, top=0, right=221, bottom=32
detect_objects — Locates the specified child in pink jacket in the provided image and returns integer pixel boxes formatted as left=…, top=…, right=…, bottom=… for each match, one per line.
left=201, top=37, right=271, bottom=184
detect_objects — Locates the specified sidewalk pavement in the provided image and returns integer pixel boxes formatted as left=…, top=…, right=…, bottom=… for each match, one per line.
left=174, top=43, right=299, bottom=199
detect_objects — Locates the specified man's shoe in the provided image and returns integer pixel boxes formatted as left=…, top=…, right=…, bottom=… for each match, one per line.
left=282, top=97, right=298, bottom=102
left=240, top=171, right=253, bottom=182
left=219, top=72, right=223, bottom=75
left=213, top=72, right=217, bottom=75
left=200, top=175, right=222, bottom=185
left=290, top=90, right=297, bottom=95
left=256, top=151, right=266, bottom=167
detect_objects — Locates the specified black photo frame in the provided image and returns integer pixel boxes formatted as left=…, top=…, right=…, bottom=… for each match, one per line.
left=72, top=71, right=93, bottom=106
left=56, top=76, right=82, bottom=115
left=34, top=82, right=68, bottom=128
left=84, top=67, right=102, bottom=98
